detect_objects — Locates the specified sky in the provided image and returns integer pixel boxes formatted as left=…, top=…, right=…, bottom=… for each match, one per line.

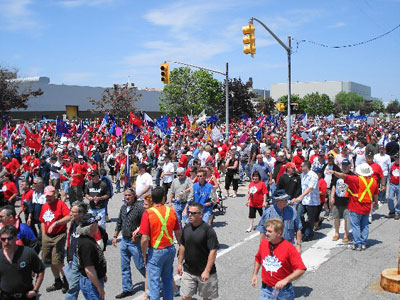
left=0, top=0, right=399, bottom=101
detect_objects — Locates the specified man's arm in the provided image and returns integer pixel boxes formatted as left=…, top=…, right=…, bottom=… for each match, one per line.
left=201, top=249, right=217, bottom=282
left=251, top=261, right=261, bottom=288
left=141, top=234, right=150, bottom=264
left=274, top=269, right=306, bottom=290
left=296, top=230, right=302, bottom=254
left=174, top=229, right=182, bottom=245
left=137, top=185, right=151, bottom=199
left=84, top=266, right=105, bottom=299
left=293, top=187, right=313, bottom=203
left=26, top=270, right=44, bottom=298
left=177, top=244, right=185, bottom=276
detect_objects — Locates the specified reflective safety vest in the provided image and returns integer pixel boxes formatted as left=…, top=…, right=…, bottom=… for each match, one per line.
left=346, top=176, right=377, bottom=203
left=148, top=206, right=177, bottom=249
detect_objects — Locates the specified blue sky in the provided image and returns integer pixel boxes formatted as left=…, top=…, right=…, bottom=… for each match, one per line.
left=0, top=0, right=399, bottom=101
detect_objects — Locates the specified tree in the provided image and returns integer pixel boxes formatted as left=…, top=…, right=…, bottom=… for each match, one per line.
left=369, top=99, right=385, bottom=114
left=334, top=91, right=364, bottom=114
left=302, top=92, right=335, bottom=116
left=255, top=96, right=276, bottom=115
left=160, top=67, right=223, bottom=116
left=222, top=78, right=256, bottom=121
left=386, top=99, right=400, bottom=114
left=277, top=94, right=303, bottom=114
left=89, top=83, right=141, bottom=119
left=0, top=67, right=43, bottom=115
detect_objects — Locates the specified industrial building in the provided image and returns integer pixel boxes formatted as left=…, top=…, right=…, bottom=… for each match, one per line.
left=270, top=81, right=378, bottom=101
left=10, top=77, right=162, bottom=120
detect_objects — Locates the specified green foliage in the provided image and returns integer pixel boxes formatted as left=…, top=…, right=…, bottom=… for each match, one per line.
left=370, top=99, right=385, bottom=114
left=89, top=83, right=141, bottom=118
left=334, top=91, right=364, bottom=114
left=386, top=99, right=400, bottom=114
left=255, top=96, right=275, bottom=115
left=302, top=93, right=335, bottom=116
left=0, top=67, right=43, bottom=115
left=160, top=67, right=223, bottom=116
left=278, top=94, right=303, bottom=114
left=222, top=78, right=256, bottom=120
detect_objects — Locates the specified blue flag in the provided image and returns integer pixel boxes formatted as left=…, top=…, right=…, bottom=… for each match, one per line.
left=109, top=121, right=116, bottom=136
left=125, top=134, right=135, bottom=142
left=256, top=128, right=262, bottom=141
left=124, top=153, right=131, bottom=188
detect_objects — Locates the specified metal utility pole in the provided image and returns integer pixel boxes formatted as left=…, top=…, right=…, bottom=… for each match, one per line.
left=168, top=60, right=229, bottom=138
left=246, top=17, right=292, bottom=149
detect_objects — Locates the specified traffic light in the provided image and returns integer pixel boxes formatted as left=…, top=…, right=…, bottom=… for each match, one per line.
left=160, top=63, right=170, bottom=84
left=242, top=23, right=256, bottom=56
left=290, top=103, right=299, bottom=112
left=275, top=103, right=285, bottom=112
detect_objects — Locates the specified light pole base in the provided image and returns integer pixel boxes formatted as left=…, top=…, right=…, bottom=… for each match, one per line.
left=381, top=268, right=400, bottom=294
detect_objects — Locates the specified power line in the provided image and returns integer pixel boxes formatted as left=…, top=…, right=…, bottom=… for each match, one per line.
left=292, top=23, right=400, bottom=53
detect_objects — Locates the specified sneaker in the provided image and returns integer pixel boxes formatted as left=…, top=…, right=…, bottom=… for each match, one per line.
left=387, top=212, right=395, bottom=218
left=361, top=245, right=367, bottom=250
left=61, top=277, right=69, bottom=294
left=46, top=278, right=63, bottom=292
left=395, top=215, right=400, bottom=220
left=355, top=246, right=362, bottom=251
left=348, top=244, right=356, bottom=250
left=116, top=291, right=135, bottom=299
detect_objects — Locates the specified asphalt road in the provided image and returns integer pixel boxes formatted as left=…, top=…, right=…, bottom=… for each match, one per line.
left=35, top=179, right=400, bottom=300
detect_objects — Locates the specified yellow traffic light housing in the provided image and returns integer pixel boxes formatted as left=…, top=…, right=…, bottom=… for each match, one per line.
left=275, top=103, right=285, bottom=112
left=160, top=63, right=170, bottom=84
left=242, top=23, right=256, bottom=56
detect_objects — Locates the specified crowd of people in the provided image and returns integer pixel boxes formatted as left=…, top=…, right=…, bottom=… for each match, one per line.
left=0, top=113, right=398, bottom=299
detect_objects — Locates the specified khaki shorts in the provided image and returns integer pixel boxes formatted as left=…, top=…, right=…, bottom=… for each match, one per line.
left=181, top=271, right=219, bottom=299
left=332, top=205, right=349, bottom=220
left=42, top=232, right=67, bottom=265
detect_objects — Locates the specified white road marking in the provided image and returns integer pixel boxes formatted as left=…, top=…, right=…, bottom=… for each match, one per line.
left=131, top=232, right=259, bottom=300
left=301, top=223, right=346, bottom=272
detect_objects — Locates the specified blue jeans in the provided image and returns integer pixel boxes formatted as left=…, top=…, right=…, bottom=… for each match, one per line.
left=260, top=283, right=294, bottom=300
left=147, top=246, right=176, bottom=300
left=174, top=201, right=188, bottom=228
left=65, top=255, right=80, bottom=300
left=88, top=208, right=106, bottom=229
left=388, top=183, right=400, bottom=215
left=80, top=276, right=104, bottom=300
left=240, top=162, right=251, bottom=181
left=155, top=168, right=162, bottom=186
left=116, top=172, right=121, bottom=192
left=379, top=176, right=388, bottom=202
left=62, top=180, right=70, bottom=193
left=120, top=238, right=146, bottom=292
left=202, top=209, right=212, bottom=223
left=349, top=211, right=369, bottom=247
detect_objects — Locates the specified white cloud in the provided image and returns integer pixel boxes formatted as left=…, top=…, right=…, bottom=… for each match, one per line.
left=0, top=0, right=41, bottom=32
left=57, top=0, right=115, bottom=7
left=328, top=22, right=346, bottom=29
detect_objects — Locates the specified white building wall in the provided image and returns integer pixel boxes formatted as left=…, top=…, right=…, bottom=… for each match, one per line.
left=270, top=81, right=375, bottom=101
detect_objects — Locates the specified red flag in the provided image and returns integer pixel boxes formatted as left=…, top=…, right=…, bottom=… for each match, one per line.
left=167, top=117, right=172, bottom=128
left=184, top=115, right=190, bottom=127
left=129, top=112, right=143, bottom=128
left=25, top=130, right=41, bottom=152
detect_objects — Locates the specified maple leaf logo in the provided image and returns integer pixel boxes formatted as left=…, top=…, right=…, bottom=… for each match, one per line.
left=262, top=255, right=282, bottom=276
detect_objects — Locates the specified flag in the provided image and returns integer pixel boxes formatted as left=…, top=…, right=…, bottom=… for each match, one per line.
left=77, top=120, right=84, bottom=134
left=56, top=116, right=70, bottom=136
left=124, top=153, right=131, bottom=188
left=239, top=132, right=247, bottom=143
left=241, top=114, right=248, bottom=122
left=206, top=115, right=218, bottom=124
left=183, top=115, right=190, bottom=127
left=302, top=114, right=308, bottom=126
left=1, top=125, right=7, bottom=138
left=354, top=111, right=360, bottom=117
left=125, top=133, right=135, bottom=142
left=79, top=130, right=89, bottom=142
left=109, top=121, right=116, bottom=136
left=175, top=117, right=182, bottom=127
left=167, top=117, right=172, bottom=128
left=26, top=130, right=41, bottom=151
left=256, top=127, right=262, bottom=141
left=143, top=113, right=155, bottom=127
left=259, top=115, right=266, bottom=128
left=211, top=127, right=223, bottom=141
left=298, top=113, right=306, bottom=121
left=156, top=116, right=168, bottom=133
left=98, top=114, right=109, bottom=132
left=129, top=112, right=143, bottom=128
left=197, top=110, right=207, bottom=124
left=326, top=114, right=334, bottom=122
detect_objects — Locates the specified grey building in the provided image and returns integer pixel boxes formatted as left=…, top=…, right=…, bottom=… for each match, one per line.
left=270, top=81, right=378, bottom=101
left=9, top=76, right=162, bottom=120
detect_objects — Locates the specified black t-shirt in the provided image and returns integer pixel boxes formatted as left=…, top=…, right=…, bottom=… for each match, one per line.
left=0, top=246, right=45, bottom=293
left=85, top=180, right=109, bottom=209
left=331, top=171, right=355, bottom=207
left=78, top=235, right=107, bottom=279
left=181, top=222, right=219, bottom=276
left=277, top=173, right=301, bottom=199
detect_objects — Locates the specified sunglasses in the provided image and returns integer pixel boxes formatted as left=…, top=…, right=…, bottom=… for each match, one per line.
left=0, top=236, right=14, bottom=242
left=188, top=211, right=200, bottom=215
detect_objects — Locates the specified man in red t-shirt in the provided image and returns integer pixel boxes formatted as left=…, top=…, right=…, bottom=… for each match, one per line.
left=388, top=154, right=400, bottom=219
left=69, top=157, right=84, bottom=205
left=39, top=185, right=71, bottom=293
left=328, top=163, right=378, bottom=251
left=252, top=218, right=306, bottom=298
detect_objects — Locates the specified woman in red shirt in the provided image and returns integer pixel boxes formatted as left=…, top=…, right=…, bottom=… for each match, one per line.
left=1, top=174, right=18, bottom=206
left=246, top=171, right=268, bottom=233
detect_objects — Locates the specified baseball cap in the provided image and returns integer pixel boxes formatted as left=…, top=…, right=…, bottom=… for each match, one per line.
left=285, top=162, right=296, bottom=169
left=138, top=163, right=147, bottom=169
left=91, top=170, right=100, bottom=177
left=342, top=159, right=351, bottom=165
left=186, top=151, right=193, bottom=156
left=277, top=151, right=285, bottom=157
left=79, top=213, right=101, bottom=227
left=78, top=155, right=83, bottom=159
left=44, top=185, right=55, bottom=196
left=315, top=168, right=323, bottom=174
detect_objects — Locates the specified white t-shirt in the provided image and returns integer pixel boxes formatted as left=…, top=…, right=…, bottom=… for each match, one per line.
left=162, top=161, right=175, bottom=183
left=300, top=170, right=320, bottom=206
left=50, top=161, right=61, bottom=180
left=135, top=172, right=153, bottom=200
left=374, top=153, right=391, bottom=176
